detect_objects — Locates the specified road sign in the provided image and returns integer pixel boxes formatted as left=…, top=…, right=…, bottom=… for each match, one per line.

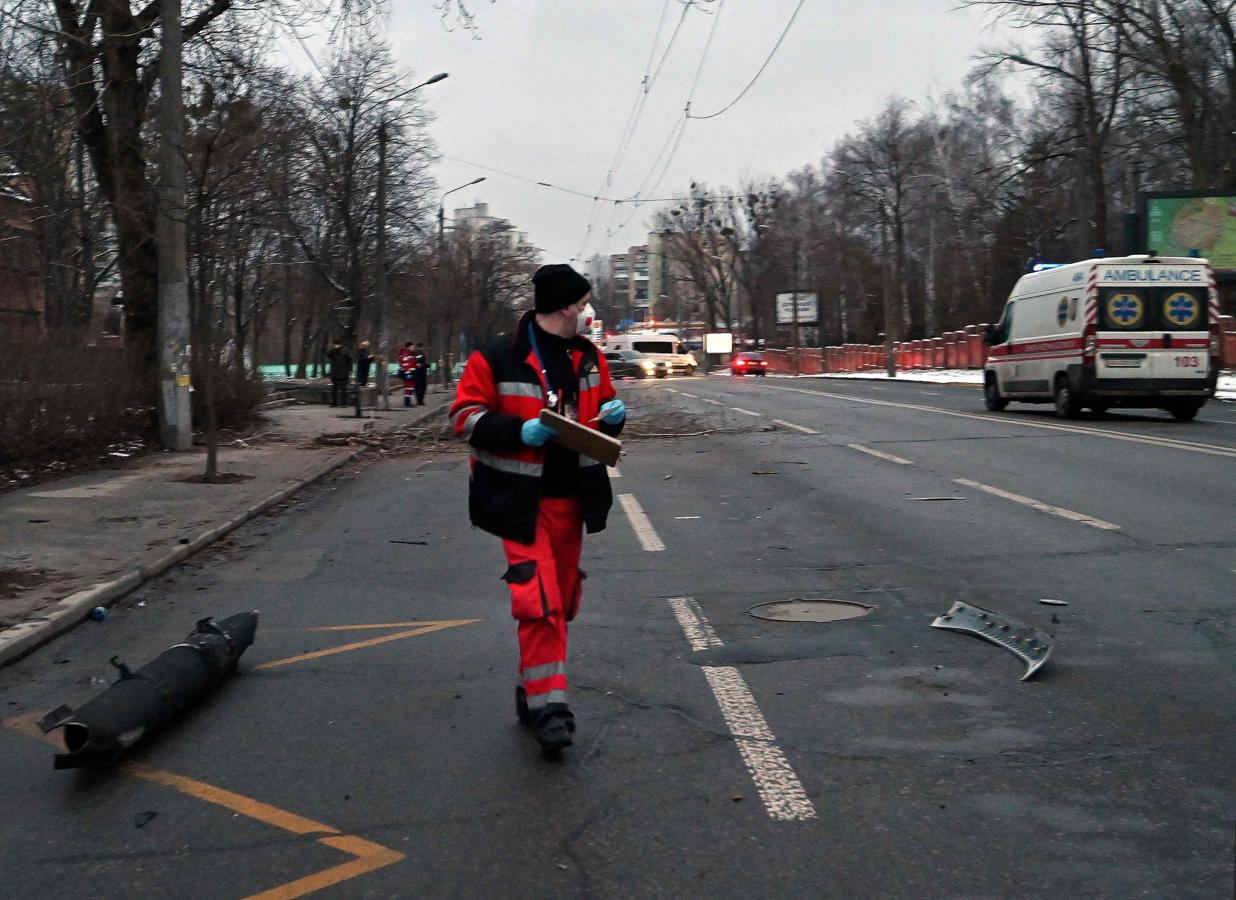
left=776, top=292, right=818, bottom=324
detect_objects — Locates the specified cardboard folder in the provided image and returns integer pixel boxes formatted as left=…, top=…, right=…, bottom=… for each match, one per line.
left=539, top=409, right=622, bottom=467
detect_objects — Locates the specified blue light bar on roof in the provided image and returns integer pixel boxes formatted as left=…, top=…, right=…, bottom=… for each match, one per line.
left=1032, top=263, right=1064, bottom=271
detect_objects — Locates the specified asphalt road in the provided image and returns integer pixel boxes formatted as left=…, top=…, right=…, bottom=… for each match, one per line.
left=2, top=374, right=1233, bottom=898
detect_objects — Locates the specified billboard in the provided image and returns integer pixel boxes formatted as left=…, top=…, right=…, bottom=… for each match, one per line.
left=1144, top=191, right=1236, bottom=272
left=775, top=291, right=818, bottom=324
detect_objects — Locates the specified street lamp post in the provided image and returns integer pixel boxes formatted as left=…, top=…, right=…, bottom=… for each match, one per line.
left=438, top=177, right=487, bottom=254
left=373, top=72, right=448, bottom=411
left=435, top=176, right=486, bottom=385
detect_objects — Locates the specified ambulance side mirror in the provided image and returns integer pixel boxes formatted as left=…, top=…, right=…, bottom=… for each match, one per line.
left=983, top=324, right=1000, bottom=345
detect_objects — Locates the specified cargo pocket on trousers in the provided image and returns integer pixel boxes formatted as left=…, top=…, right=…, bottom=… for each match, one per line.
left=501, top=561, right=549, bottom=620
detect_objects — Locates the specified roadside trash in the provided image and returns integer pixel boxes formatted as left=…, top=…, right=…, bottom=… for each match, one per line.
left=38, top=611, right=259, bottom=769
left=134, top=810, right=158, bottom=828
left=930, top=601, right=1053, bottom=681
left=389, top=540, right=427, bottom=546
left=752, top=470, right=779, bottom=475
left=89, top=607, right=107, bottom=621
left=908, top=497, right=965, bottom=502
left=1038, top=599, right=1069, bottom=606
left=135, top=601, right=146, bottom=608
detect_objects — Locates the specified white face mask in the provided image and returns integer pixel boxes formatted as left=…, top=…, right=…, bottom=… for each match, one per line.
left=576, top=302, right=596, bottom=336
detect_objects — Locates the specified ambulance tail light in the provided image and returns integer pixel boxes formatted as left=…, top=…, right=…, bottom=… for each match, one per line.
left=1083, top=324, right=1097, bottom=363
left=1210, top=324, right=1222, bottom=367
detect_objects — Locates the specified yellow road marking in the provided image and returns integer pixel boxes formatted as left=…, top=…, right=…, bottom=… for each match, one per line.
left=306, top=620, right=473, bottom=632
left=3, top=719, right=405, bottom=898
left=257, top=619, right=477, bottom=669
left=126, top=763, right=339, bottom=834
left=248, top=837, right=405, bottom=900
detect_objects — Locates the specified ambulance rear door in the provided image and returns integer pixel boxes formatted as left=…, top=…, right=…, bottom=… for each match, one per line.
left=1094, top=265, right=1211, bottom=387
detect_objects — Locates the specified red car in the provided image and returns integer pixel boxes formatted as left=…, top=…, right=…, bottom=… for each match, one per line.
left=730, top=352, right=768, bottom=376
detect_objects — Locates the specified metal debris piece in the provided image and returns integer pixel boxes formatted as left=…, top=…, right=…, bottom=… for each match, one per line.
left=930, top=601, right=1053, bottom=681
left=1038, top=598, right=1069, bottom=606
left=907, top=497, right=965, bottom=502
left=39, top=611, right=258, bottom=768
left=389, top=540, right=428, bottom=546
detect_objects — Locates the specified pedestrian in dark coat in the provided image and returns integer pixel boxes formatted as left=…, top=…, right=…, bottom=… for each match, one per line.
left=448, top=263, right=624, bottom=753
left=355, top=341, right=373, bottom=386
left=326, top=340, right=353, bottom=407
left=412, top=342, right=429, bottom=405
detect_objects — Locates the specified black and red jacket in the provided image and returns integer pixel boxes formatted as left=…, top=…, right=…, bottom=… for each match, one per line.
left=449, top=311, right=622, bottom=544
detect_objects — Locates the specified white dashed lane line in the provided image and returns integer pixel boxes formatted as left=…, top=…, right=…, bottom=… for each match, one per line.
left=702, top=398, right=724, bottom=406
left=664, top=387, right=679, bottom=394
left=610, top=466, right=621, bottom=478
left=668, top=597, right=818, bottom=823
left=730, top=407, right=761, bottom=417
left=846, top=444, right=914, bottom=465
left=953, top=478, right=1121, bottom=531
left=772, top=419, right=818, bottom=435
left=679, top=391, right=698, bottom=398
left=618, top=493, right=666, bottom=551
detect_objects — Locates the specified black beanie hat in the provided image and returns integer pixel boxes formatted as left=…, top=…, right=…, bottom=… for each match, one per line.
left=533, top=264, right=591, bottom=314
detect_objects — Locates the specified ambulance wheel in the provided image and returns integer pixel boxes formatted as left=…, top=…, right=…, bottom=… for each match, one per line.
left=1167, top=400, right=1202, bottom=422
left=1053, top=376, right=1081, bottom=419
left=983, top=375, right=1007, bottom=412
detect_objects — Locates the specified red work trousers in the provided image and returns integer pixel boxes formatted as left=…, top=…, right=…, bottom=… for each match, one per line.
left=501, top=497, right=584, bottom=716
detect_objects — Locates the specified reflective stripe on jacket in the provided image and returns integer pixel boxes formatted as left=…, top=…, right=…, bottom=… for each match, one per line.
left=449, top=310, right=622, bottom=543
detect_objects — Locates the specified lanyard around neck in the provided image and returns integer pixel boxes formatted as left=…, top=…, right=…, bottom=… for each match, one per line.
left=527, top=326, right=564, bottom=413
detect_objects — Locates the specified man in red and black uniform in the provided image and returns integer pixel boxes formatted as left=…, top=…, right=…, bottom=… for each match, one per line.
left=449, top=264, right=625, bottom=752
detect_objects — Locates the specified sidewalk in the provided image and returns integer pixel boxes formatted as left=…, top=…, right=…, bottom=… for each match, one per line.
left=0, top=389, right=450, bottom=667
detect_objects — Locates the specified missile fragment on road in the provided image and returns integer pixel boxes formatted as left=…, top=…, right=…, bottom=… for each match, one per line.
left=38, top=612, right=259, bottom=769
left=930, top=601, right=1052, bottom=681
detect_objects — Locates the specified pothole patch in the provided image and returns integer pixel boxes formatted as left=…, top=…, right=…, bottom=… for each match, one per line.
left=747, top=598, right=874, bottom=623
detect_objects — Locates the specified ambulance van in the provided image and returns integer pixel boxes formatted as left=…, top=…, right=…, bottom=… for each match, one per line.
left=983, top=255, right=1222, bottom=420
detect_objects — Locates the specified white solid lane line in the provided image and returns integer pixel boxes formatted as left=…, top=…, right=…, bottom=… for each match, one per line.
left=702, top=398, right=724, bottom=406
left=679, top=391, right=698, bottom=398
left=731, top=407, right=762, bottom=417
left=618, top=493, right=666, bottom=551
left=668, top=597, right=817, bottom=823
left=847, top=444, right=914, bottom=465
left=772, top=419, right=819, bottom=435
left=764, top=384, right=1236, bottom=460
left=953, top=478, right=1121, bottom=531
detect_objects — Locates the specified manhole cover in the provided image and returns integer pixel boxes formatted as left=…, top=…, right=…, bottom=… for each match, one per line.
left=747, top=599, right=873, bottom=623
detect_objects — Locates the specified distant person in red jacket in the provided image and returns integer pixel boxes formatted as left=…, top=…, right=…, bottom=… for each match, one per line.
left=448, top=264, right=625, bottom=752
left=398, top=341, right=417, bottom=407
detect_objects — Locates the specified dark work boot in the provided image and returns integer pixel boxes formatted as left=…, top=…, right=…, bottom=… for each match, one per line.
left=531, top=704, right=574, bottom=751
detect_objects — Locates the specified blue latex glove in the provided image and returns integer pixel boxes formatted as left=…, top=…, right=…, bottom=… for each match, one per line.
left=521, top=418, right=557, bottom=446
left=598, top=398, right=626, bottom=425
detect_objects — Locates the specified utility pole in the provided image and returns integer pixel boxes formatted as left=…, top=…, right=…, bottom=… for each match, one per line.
left=157, top=0, right=192, bottom=450
left=374, top=120, right=389, bottom=410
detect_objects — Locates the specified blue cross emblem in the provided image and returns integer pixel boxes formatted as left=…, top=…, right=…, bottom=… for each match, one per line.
left=1165, top=294, right=1197, bottom=326
left=1110, top=295, right=1140, bottom=325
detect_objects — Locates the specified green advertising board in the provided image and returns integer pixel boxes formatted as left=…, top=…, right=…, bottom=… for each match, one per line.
left=1145, top=193, right=1236, bottom=271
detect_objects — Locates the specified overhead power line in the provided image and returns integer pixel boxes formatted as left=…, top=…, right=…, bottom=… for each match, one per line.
left=687, top=0, right=806, bottom=120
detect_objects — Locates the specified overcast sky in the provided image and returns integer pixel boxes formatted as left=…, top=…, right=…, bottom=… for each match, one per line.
left=308, top=1, right=1013, bottom=266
